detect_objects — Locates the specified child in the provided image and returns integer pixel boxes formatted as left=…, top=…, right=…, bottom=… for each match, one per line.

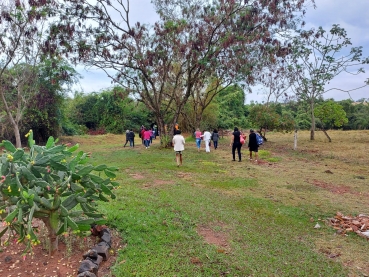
left=172, top=130, right=185, bottom=166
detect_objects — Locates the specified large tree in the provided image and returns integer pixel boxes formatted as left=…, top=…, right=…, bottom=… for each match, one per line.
left=288, top=24, right=369, bottom=140
left=0, top=0, right=71, bottom=147
left=52, top=0, right=312, bottom=145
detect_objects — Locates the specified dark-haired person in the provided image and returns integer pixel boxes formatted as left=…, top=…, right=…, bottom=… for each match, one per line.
left=248, top=129, right=259, bottom=162
left=172, top=130, right=185, bottom=166
left=230, top=127, right=242, bottom=162
left=128, top=129, right=135, bottom=147
left=211, top=129, right=219, bottom=149
left=123, top=129, right=130, bottom=147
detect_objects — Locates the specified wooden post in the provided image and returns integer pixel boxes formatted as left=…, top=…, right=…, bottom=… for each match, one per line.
left=294, top=129, right=297, bottom=150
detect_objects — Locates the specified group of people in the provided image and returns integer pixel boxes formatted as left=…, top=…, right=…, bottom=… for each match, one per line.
left=124, top=125, right=260, bottom=166
left=124, top=125, right=159, bottom=148
left=230, top=128, right=259, bottom=162
left=194, top=129, right=219, bottom=153
left=139, top=125, right=158, bottom=149
left=172, top=127, right=260, bottom=166
left=123, top=129, right=135, bottom=147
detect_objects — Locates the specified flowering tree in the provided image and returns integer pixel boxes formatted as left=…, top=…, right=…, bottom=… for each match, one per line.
left=51, top=0, right=312, bottom=144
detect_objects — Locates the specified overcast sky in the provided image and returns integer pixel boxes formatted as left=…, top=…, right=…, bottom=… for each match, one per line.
left=75, top=0, right=369, bottom=103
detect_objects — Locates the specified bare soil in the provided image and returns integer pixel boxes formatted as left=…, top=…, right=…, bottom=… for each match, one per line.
left=0, top=228, right=121, bottom=277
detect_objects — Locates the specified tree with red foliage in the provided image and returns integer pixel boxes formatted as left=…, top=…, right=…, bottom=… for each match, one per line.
left=51, top=0, right=313, bottom=145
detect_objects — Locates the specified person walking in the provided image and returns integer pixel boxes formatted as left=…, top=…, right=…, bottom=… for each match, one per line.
left=123, top=129, right=130, bottom=147
left=143, top=128, right=151, bottom=148
left=248, top=129, right=259, bottom=162
left=202, top=129, right=212, bottom=153
left=230, top=127, right=242, bottom=162
left=140, top=127, right=145, bottom=145
left=211, top=129, right=219, bottom=149
left=128, top=129, right=135, bottom=147
left=172, top=130, right=185, bottom=167
left=194, top=128, right=202, bottom=152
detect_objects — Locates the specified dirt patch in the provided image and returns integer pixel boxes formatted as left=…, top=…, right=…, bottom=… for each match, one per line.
left=129, top=173, right=145, bottom=179
left=0, top=228, right=122, bottom=277
left=142, top=179, right=173, bottom=189
left=307, top=179, right=353, bottom=195
left=196, top=225, right=230, bottom=251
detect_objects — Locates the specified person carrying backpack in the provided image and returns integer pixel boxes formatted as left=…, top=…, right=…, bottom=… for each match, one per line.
left=248, top=129, right=259, bottom=162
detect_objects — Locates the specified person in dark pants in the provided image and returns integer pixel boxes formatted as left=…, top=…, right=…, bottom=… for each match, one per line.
left=230, top=127, right=242, bottom=162
left=248, top=129, right=259, bottom=162
left=123, top=129, right=130, bottom=147
left=211, top=129, right=219, bottom=149
left=128, top=129, right=135, bottom=147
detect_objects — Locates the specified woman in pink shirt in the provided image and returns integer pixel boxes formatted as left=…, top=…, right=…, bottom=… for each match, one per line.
left=143, top=128, right=151, bottom=148
left=194, top=128, right=202, bottom=152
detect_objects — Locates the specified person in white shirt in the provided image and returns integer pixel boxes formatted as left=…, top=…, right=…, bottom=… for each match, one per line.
left=172, top=130, right=185, bottom=166
left=202, top=130, right=212, bottom=153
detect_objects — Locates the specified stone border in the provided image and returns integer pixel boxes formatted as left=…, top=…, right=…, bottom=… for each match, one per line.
left=77, top=225, right=112, bottom=277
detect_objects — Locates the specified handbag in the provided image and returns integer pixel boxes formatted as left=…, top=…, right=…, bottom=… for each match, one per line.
left=240, top=135, right=245, bottom=145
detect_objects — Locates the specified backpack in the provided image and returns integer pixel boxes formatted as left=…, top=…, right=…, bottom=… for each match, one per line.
left=256, top=133, right=263, bottom=145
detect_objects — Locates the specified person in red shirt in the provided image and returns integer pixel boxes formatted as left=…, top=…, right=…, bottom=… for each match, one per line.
left=140, top=128, right=145, bottom=145
left=143, top=128, right=151, bottom=148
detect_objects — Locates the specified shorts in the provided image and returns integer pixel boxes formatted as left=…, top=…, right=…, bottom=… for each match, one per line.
left=249, top=147, right=258, bottom=152
left=175, top=151, right=183, bottom=154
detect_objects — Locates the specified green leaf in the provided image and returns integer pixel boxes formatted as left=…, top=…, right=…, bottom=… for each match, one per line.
left=12, top=149, right=25, bottom=160
left=75, top=219, right=94, bottom=225
left=5, top=208, right=19, bottom=223
left=104, top=170, right=116, bottom=179
left=98, top=193, right=109, bottom=202
left=45, top=136, right=55, bottom=149
left=20, top=167, right=37, bottom=181
left=94, top=218, right=107, bottom=225
left=66, top=216, right=79, bottom=230
left=49, top=160, right=68, bottom=171
left=0, top=227, right=9, bottom=239
left=77, top=224, right=92, bottom=231
left=89, top=174, right=104, bottom=184
left=2, top=140, right=16, bottom=152
left=66, top=143, right=79, bottom=152
left=76, top=196, right=87, bottom=203
left=100, top=183, right=112, bottom=196
left=76, top=165, right=94, bottom=176
left=34, top=156, right=50, bottom=166
left=94, top=164, right=107, bottom=171
left=50, top=154, right=65, bottom=162
left=70, top=182, right=84, bottom=192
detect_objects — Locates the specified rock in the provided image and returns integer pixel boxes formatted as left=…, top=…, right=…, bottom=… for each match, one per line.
left=77, top=259, right=98, bottom=275
left=93, top=242, right=110, bottom=261
left=77, top=272, right=97, bottom=277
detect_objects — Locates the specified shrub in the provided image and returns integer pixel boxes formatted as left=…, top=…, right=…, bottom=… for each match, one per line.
left=0, top=130, right=118, bottom=255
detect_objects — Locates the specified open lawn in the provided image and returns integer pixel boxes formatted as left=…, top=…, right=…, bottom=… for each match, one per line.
left=63, top=130, right=369, bottom=277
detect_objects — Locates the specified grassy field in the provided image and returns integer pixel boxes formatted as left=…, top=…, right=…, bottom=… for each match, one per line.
left=63, top=130, right=369, bottom=277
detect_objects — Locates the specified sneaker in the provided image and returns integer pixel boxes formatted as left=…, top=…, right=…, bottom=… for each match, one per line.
left=232, top=159, right=236, bottom=161
left=146, top=147, right=148, bottom=149
left=238, top=160, right=241, bottom=162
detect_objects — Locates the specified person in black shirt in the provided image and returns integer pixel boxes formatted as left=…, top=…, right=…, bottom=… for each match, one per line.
left=248, top=129, right=259, bottom=161
left=211, top=129, right=219, bottom=149
left=230, top=127, right=242, bottom=162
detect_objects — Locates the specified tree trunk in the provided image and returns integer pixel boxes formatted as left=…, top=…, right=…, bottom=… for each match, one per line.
left=294, top=129, right=298, bottom=150
left=310, top=99, right=315, bottom=140
left=13, top=123, right=22, bottom=149
left=41, top=207, right=61, bottom=256
left=321, top=129, right=332, bottom=142
left=42, top=216, right=59, bottom=256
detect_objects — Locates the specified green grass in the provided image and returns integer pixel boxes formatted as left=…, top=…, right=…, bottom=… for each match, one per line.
left=65, top=132, right=369, bottom=277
